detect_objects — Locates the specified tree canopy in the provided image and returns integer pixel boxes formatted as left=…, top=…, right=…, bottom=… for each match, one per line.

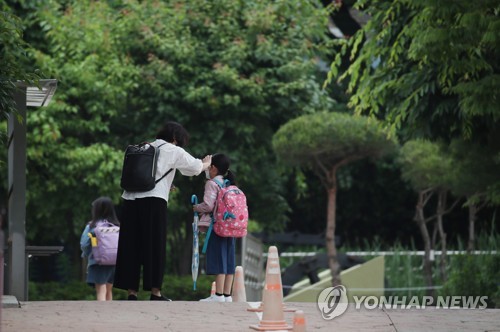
left=325, top=0, right=500, bottom=247
left=0, top=7, right=41, bottom=121
left=398, top=140, right=454, bottom=192
left=327, top=0, right=500, bottom=141
left=273, top=111, right=396, bottom=180
left=1, top=0, right=334, bottom=275
left=448, top=139, right=500, bottom=204
left=2, top=0, right=497, bottom=283
left=273, top=110, right=396, bottom=285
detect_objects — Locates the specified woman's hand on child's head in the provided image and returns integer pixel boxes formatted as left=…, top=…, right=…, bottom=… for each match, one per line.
left=202, top=155, right=212, bottom=171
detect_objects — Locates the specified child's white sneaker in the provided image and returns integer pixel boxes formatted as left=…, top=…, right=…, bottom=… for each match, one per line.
left=225, top=296, right=232, bottom=302
left=200, top=294, right=225, bottom=302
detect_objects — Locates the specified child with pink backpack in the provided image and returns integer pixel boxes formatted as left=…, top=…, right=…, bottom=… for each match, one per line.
left=193, top=153, right=248, bottom=302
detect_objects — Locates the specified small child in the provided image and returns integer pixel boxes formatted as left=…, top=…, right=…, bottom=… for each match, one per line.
left=194, top=153, right=236, bottom=302
left=80, top=196, right=120, bottom=301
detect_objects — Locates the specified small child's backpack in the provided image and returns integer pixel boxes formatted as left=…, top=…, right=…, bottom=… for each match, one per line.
left=212, top=179, right=248, bottom=238
left=88, top=220, right=120, bottom=265
left=120, top=142, right=172, bottom=192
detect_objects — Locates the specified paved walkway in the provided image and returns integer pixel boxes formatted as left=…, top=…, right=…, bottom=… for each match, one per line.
left=2, top=299, right=500, bottom=332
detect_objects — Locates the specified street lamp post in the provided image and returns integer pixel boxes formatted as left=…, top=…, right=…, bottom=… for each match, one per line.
left=6, top=79, right=57, bottom=301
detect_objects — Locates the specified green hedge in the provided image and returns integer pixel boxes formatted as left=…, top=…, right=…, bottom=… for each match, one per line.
left=29, top=274, right=216, bottom=301
left=440, top=254, right=500, bottom=308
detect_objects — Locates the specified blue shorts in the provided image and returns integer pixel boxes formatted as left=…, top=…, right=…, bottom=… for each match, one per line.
left=205, top=232, right=236, bottom=275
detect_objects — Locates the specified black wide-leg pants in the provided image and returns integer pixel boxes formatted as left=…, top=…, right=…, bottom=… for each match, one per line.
left=114, top=197, right=168, bottom=291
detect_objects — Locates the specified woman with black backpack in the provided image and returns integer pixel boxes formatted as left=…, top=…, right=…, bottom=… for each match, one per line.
left=114, top=121, right=211, bottom=301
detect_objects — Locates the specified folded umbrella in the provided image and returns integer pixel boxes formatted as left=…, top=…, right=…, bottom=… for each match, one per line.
left=191, top=194, right=200, bottom=291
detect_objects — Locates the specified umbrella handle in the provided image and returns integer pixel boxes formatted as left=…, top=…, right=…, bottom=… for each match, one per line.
left=191, top=194, right=198, bottom=205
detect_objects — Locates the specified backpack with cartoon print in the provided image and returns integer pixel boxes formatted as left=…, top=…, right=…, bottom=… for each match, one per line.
left=212, top=179, right=248, bottom=238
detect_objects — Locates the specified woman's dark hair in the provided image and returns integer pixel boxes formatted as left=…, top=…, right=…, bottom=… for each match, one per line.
left=156, top=121, right=190, bottom=147
left=89, top=196, right=120, bottom=228
left=211, top=153, right=236, bottom=185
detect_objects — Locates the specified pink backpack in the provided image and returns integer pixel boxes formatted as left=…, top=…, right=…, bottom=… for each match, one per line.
left=212, top=179, right=248, bottom=238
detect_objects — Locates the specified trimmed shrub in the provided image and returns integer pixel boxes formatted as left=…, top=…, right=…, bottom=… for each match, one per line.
left=440, top=254, right=500, bottom=308
left=29, top=274, right=216, bottom=301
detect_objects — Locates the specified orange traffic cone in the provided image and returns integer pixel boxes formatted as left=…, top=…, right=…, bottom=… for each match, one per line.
left=232, top=266, right=247, bottom=302
left=247, top=246, right=295, bottom=313
left=250, top=246, right=292, bottom=331
left=292, top=310, right=306, bottom=332
left=210, top=281, right=216, bottom=296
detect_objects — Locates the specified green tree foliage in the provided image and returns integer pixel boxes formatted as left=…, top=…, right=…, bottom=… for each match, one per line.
left=327, top=0, right=500, bottom=141
left=441, top=254, right=500, bottom=308
left=272, top=111, right=395, bottom=172
left=18, top=2, right=135, bottom=275
left=0, top=6, right=41, bottom=122
left=448, top=139, right=500, bottom=250
left=2, top=0, right=334, bottom=276
left=273, top=111, right=395, bottom=285
left=449, top=139, right=500, bottom=204
left=326, top=0, right=499, bottom=265
left=398, top=139, right=459, bottom=290
left=398, top=140, right=454, bottom=191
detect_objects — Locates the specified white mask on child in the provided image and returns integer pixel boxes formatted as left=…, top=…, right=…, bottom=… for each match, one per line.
left=205, top=170, right=210, bottom=179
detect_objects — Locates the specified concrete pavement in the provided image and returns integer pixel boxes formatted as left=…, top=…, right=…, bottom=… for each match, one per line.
left=2, top=299, right=500, bottom=332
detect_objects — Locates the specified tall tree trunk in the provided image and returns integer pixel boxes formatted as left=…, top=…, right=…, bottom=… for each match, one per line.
left=436, top=190, right=447, bottom=281
left=467, top=201, right=477, bottom=252
left=431, top=220, right=438, bottom=251
left=326, top=179, right=341, bottom=287
left=414, top=190, right=435, bottom=297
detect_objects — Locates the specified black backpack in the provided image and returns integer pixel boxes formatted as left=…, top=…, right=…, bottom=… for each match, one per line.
left=120, top=142, right=173, bottom=192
